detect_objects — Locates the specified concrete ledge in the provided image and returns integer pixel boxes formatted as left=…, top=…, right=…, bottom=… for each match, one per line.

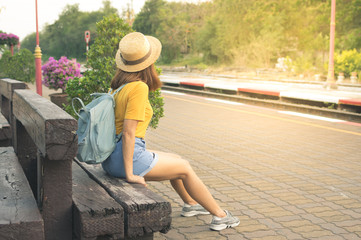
left=204, top=83, right=238, bottom=92
left=238, top=88, right=280, bottom=97
left=180, top=82, right=205, bottom=88
left=280, top=91, right=340, bottom=104
left=339, top=98, right=361, bottom=106
left=161, top=78, right=361, bottom=112
left=161, top=85, right=361, bottom=123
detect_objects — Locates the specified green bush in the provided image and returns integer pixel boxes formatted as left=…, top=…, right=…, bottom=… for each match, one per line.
left=65, top=14, right=164, bottom=129
left=0, top=49, right=35, bottom=82
left=334, top=49, right=361, bottom=78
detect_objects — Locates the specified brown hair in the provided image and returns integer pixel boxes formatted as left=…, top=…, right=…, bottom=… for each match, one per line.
left=110, top=64, right=162, bottom=91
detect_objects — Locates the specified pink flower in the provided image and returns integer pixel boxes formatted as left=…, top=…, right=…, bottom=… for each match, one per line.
left=42, top=56, right=82, bottom=91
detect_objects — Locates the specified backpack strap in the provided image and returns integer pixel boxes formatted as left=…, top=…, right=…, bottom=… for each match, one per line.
left=115, top=132, right=123, bottom=142
left=72, top=97, right=86, bottom=120
left=110, top=83, right=128, bottom=142
left=109, top=83, right=128, bottom=97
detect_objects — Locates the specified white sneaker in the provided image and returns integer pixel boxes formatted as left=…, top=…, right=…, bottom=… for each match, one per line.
left=181, top=203, right=210, bottom=217
left=210, top=210, right=240, bottom=231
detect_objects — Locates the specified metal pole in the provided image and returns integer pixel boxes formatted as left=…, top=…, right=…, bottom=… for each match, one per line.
left=86, top=42, right=89, bottom=62
left=325, top=0, right=337, bottom=90
left=34, top=0, right=42, bottom=96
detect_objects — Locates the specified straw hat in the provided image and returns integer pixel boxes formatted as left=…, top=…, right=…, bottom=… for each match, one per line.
left=115, top=32, right=162, bottom=72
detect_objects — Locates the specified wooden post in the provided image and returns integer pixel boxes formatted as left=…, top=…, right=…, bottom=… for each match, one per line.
left=0, top=78, right=27, bottom=123
left=0, top=79, right=27, bottom=147
left=12, top=89, right=77, bottom=240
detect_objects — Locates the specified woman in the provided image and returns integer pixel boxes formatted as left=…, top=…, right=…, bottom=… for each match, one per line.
left=102, top=32, right=240, bottom=231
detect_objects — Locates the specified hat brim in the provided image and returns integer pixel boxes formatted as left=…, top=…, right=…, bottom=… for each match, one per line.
left=115, top=36, right=162, bottom=72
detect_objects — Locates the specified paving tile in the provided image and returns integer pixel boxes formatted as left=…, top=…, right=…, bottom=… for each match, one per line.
left=308, top=235, right=345, bottom=240
left=261, top=209, right=294, bottom=218
left=252, top=236, right=288, bottom=240
left=280, top=219, right=314, bottom=228
left=298, top=230, right=335, bottom=239
left=235, top=224, right=270, bottom=233
left=344, top=225, right=361, bottom=234
left=320, top=223, right=348, bottom=235
left=243, top=230, right=279, bottom=239
left=340, top=209, right=361, bottom=218
left=291, top=225, right=325, bottom=233
left=340, top=233, right=361, bottom=239
left=300, top=213, right=327, bottom=224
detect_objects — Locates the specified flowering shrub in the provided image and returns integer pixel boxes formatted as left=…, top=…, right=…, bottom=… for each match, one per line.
left=0, top=32, right=19, bottom=46
left=0, top=49, right=35, bottom=82
left=42, top=56, right=82, bottom=91
left=334, top=49, right=361, bottom=78
left=0, top=33, right=8, bottom=45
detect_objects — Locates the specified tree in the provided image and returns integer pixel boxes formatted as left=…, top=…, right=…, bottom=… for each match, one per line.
left=132, top=0, right=167, bottom=35
left=133, top=0, right=210, bottom=63
left=19, top=32, right=37, bottom=53
left=20, top=1, right=118, bottom=61
left=336, top=0, right=361, bottom=50
left=195, top=0, right=333, bottom=70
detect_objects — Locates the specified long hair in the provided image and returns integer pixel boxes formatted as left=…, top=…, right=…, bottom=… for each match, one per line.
left=111, top=64, right=162, bottom=91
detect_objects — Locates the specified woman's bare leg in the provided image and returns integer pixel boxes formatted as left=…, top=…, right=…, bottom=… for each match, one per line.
left=170, top=179, right=197, bottom=205
left=145, top=151, right=226, bottom=218
left=150, top=151, right=197, bottom=205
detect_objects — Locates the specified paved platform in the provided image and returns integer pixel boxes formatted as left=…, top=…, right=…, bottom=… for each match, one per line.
left=160, top=72, right=361, bottom=108
left=146, top=92, right=361, bottom=240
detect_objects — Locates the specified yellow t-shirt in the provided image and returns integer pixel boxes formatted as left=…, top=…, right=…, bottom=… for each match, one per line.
left=113, top=81, right=153, bottom=139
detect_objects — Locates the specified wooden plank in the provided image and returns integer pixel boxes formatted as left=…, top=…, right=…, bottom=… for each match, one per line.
left=72, top=161, right=124, bottom=239
left=0, top=147, right=44, bottom=240
left=76, top=160, right=172, bottom=239
left=12, top=89, right=77, bottom=161
left=0, top=78, right=26, bottom=100
left=0, top=113, right=10, bottom=128
left=0, top=113, right=11, bottom=146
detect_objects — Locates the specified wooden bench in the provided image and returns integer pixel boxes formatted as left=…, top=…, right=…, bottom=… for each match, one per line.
left=0, top=147, right=44, bottom=240
left=73, top=159, right=172, bottom=240
left=72, top=161, right=125, bottom=239
left=0, top=79, right=44, bottom=238
left=0, top=78, right=171, bottom=240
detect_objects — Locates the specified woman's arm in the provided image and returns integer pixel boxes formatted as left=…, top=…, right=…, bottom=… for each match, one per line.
left=122, top=119, right=147, bottom=186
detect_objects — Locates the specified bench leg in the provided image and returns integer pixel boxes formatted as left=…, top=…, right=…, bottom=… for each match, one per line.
left=41, top=155, right=72, bottom=240
left=12, top=119, right=38, bottom=198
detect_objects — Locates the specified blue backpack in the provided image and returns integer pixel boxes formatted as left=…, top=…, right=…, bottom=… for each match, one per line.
left=72, top=84, right=127, bottom=164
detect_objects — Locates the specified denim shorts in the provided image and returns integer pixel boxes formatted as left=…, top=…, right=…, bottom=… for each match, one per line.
left=101, top=137, right=158, bottom=178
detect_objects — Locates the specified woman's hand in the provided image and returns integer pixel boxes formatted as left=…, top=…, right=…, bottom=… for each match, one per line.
left=126, top=174, right=147, bottom=186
